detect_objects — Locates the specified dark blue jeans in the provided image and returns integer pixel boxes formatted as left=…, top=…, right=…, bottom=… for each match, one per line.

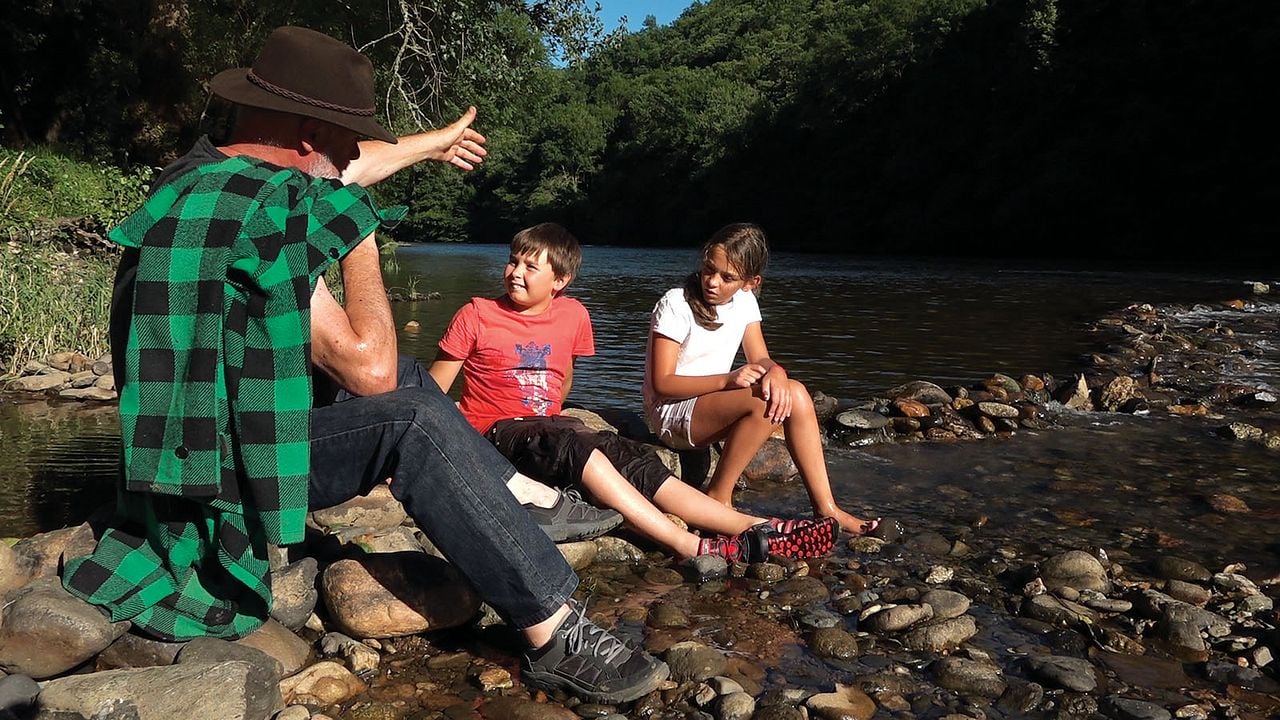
left=308, top=359, right=577, bottom=629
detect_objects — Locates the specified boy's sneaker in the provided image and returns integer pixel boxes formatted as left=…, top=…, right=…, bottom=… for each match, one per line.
left=522, top=600, right=670, bottom=703
left=522, top=488, right=624, bottom=543
left=697, top=517, right=839, bottom=563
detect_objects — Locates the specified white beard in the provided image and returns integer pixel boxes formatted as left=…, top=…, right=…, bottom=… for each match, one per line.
left=303, top=151, right=341, bottom=180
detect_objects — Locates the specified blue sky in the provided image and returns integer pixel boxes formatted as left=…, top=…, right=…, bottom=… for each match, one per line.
left=595, top=1, right=695, bottom=33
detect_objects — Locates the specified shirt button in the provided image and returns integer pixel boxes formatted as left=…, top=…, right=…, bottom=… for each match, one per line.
left=328, top=247, right=341, bottom=258
left=174, top=445, right=190, bottom=459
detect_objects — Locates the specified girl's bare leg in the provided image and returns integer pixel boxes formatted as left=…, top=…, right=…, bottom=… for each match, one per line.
left=780, top=379, right=876, bottom=534
left=651, top=477, right=768, bottom=535
left=689, top=386, right=776, bottom=507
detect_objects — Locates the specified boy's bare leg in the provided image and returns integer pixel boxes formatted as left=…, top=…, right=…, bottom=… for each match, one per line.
left=779, top=379, right=876, bottom=534
left=651, top=477, right=767, bottom=535
left=508, top=471, right=560, bottom=508
left=579, top=451, right=702, bottom=558
left=688, top=387, right=776, bottom=507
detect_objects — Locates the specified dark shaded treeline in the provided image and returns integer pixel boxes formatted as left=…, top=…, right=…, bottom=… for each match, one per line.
left=4, top=0, right=1278, bottom=260
left=475, top=0, right=1279, bottom=259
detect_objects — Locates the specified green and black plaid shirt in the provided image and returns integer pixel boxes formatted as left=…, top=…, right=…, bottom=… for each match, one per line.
left=63, top=138, right=399, bottom=640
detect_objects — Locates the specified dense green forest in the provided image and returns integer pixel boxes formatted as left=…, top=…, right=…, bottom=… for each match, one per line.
left=3, top=0, right=1277, bottom=258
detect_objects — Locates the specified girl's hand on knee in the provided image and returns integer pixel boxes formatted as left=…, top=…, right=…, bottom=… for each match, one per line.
left=729, top=363, right=766, bottom=388
left=760, top=367, right=788, bottom=422
left=762, top=372, right=792, bottom=423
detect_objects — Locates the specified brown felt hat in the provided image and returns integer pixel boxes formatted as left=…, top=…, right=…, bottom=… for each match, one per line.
left=209, top=26, right=397, bottom=144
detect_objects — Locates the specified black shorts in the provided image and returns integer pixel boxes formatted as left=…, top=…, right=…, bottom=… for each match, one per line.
left=486, top=415, right=673, bottom=500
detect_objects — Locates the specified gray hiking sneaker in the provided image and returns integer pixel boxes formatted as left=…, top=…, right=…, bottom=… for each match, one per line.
left=522, top=488, right=624, bottom=542
left=522, top=601, right=669, bottom=703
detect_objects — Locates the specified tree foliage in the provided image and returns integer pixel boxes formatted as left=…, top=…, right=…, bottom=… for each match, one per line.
left=3, top=0, right=1276, bottom=258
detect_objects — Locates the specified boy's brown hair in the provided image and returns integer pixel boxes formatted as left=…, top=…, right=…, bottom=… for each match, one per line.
left=510, top=222, right=582, bottom=282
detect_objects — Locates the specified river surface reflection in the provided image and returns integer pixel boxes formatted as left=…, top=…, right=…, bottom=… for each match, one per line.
left=1, top=247, right=1271, bottom=584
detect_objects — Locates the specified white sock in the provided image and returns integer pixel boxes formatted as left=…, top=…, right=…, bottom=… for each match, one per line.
left=507, top=472, right=559, bottom=508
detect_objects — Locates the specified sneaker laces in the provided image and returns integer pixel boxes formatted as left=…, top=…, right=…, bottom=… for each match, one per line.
left=559, top=488, right=600, bottom=521
left=767, top=517, right=816, bottom=533
left=561, top=604, right=627, bottom=665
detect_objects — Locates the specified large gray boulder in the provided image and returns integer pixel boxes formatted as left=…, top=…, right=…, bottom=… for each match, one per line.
left=0, top=578, right=128, bottom=678
left=34, top=660, right=282, bottom=720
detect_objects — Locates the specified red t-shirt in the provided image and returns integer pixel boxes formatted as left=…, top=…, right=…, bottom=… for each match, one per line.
left=438, top=295, right=595, bottom=434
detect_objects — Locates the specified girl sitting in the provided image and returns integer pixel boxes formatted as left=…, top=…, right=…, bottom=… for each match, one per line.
left=643, top=223, right=878, bottom=535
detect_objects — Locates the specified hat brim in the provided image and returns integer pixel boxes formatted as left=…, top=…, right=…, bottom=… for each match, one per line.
left=210, top=67, right=398, bottom=144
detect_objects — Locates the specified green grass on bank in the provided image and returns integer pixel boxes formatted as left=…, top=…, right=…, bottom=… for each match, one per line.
left=0, top=147, right=419, bottom=377
left=0, top=240, right=115, bottom=377
left=2, top=147, right=151, bottom=232
left=1, top=147, right=148, bottom=376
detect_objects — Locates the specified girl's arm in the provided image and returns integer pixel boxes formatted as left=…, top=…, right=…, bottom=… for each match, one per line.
left=742, top=322, right=792, bottom=423
left=649, top=333, right=767, bottom=399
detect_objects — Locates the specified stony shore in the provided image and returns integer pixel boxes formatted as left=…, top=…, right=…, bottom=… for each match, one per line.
left=1, top=288, right=1277, bottom=720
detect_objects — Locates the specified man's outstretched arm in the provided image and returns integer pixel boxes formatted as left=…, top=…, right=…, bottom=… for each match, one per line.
left=311, top=234, right=398, bottom=396
left=341, top=106, right=487, bottom=187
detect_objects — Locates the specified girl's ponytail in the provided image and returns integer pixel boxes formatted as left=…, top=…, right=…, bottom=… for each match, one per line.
left=684, top=271, right=722, bottom=331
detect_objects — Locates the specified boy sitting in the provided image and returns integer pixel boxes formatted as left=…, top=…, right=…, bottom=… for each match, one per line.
left=428, top=223, right=837, bottom=562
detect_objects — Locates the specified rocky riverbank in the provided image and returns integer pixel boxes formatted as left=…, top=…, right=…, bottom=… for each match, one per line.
left=1, top=289, right=1277, bottom=720
left=2, top=438, right=1278, bottom=720
left=2, top=352, right=116, bottom=402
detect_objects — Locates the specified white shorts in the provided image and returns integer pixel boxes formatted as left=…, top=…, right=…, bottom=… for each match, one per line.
left=646, top=396, right=700, bottom=450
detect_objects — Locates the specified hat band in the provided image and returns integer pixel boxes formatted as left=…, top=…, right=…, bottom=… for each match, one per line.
left=247, top=70, right=376, bottom=117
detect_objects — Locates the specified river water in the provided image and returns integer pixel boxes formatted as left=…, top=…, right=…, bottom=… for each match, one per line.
left=2, top=246, right=1276, bottom=582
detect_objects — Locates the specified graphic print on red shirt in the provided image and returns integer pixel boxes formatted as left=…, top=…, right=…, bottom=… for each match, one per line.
left=438, top=295, right=595, bottom=433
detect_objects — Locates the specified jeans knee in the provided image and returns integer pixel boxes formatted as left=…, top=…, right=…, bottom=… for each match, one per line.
left=397, top=384, right=451, bottom=415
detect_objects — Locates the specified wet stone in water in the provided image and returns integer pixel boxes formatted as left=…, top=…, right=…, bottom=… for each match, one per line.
left=1104, top=696, right=1174, bottom=720
left=796, top=605, right=842, bottom=630
left=1023, top=655, right=1097, bottom=692
left=835, top=409, right=890, bottom=431
left=1163, top=579, right=1210, bottom=606
left=664, top=642, right=727, bottom=683
left=899, top=615, right=977, bottom=653
left=647, top=603, right=690, bottom=629
left=930, top=656, right=1007, bottom=699
left=862, top=604, right=933, bottom=633
left=716, top=692, right=756, bottom=720
left=809, top=628, right=858, bottom=660
left=752, top=704, right=806, bottom=720
left=921, top=590, right=971, bottom=620
left=771, top=576, right=830, bottom=606
left=749, top=562, right=786, bottom=583
left=1038, top=550, right=1111, bottom=593
left=904, top=531, right=952, bottom=556
left=805, top=683, right=876, bottom=720
left=996, top=680, right=1044, bottom=715
left=643, top=568, right=684, bottom=586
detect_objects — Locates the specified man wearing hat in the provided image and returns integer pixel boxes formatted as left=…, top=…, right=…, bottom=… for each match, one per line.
left=62, top=26, right=667, bottom=704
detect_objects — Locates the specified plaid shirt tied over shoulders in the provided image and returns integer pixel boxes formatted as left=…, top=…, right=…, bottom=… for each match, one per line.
left=63, top=146, right=402, bottom=640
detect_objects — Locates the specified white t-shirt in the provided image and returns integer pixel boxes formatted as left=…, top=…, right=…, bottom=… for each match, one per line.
left=643, top=287, right=762, bottom=411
